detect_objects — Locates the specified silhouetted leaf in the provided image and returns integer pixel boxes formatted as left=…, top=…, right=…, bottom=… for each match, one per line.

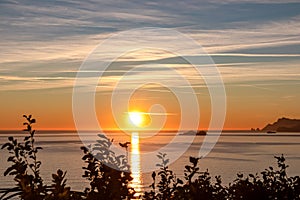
left=189, top=156, right=199, bottom=166
left=163, top=159, right=169, bottom=165
left=237, top=173, right=243, bottom=178
left=4, top=166, right=15, bottom=176
left=185, top=165, right=191, bottom=172
left=24, top=136, right=30, bottom=141
left=152, top=172, right=156, bottom=180
left=1, top=143, right=13, bottom=150
left=97, top=134, right=108, bottom=139
left=7, top=156, right=14, bottom=162
left=177, top=178, right=183, bottom=184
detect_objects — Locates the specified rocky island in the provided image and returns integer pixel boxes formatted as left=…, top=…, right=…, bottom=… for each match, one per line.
left=262, top=117, right=300, bottom=132
left=181, top=130, right=207, bottom=135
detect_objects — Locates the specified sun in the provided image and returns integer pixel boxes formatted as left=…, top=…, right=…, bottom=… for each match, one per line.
left=129, top=112, right=144, bottom=127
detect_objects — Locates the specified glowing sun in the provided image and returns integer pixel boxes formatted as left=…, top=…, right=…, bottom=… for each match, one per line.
left=129, top=112, right=144, bottom=127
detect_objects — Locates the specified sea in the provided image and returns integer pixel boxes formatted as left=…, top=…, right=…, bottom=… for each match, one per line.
left=1, top=130, right=300, bottom=197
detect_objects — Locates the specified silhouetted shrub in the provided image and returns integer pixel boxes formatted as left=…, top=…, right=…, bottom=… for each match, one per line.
left=0, top=115, right=134, bottom=200
left=144, top=154, right=300, bottom=200
left=1, top=115, right=47, bottom=200
left=228, top=155, right=300, bottom=200
left=143, top=152, right=183, bottom=199
left=80, top=134, right=135, bottom=199
left=143, top=154, right=227, bottom=200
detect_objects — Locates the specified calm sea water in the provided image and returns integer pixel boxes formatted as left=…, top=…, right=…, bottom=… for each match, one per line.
left=1, top=131, right=300, bottom=195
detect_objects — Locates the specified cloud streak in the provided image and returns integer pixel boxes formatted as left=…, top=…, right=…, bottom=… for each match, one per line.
left=0, top=0, right=299, bottom=94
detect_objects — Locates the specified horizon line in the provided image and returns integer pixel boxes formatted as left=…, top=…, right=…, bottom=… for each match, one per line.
left=0, top=129, right=258, bottom=132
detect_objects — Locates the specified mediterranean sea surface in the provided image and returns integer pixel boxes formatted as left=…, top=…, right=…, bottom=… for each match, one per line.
left=1, top=131, right=300, bottom=195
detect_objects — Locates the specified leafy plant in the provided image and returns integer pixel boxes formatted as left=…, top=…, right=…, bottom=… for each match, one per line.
left=144, top=153, right=299, bottom=200
left=46, top=169, right=82, bottom=200
left=80, top=134, right=135, bottom=200
left=144, top=152, right=184, bottom=200
left=1, top=115, right=45, bottom=200
left=0, top=115, right=136, bottom=200
left=143, top=154, right=227, bottom=200
left=0, top=115, right=83, bottom=200
left=228, top=155, right=300, bottom=200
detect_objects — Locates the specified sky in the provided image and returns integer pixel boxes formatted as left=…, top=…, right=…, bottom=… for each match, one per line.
left=0, top=0, right=300, bottom=130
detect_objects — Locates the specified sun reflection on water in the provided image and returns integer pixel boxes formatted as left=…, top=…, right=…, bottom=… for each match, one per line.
left=130, top=132, right=142, bottom=198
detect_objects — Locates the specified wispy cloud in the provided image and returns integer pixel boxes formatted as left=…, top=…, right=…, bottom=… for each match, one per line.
left=0, top=0, right=299, bottom=129
left=0, top=0, right=299, bottom=94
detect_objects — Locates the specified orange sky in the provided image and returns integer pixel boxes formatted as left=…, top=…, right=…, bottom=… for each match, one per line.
left=1, top=2, right=300, bottom=131
left=1, top=80, right=299, bottom=131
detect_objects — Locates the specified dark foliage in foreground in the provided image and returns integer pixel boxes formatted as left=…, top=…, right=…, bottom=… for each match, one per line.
left=0, top=115, right=134, bottom=200
left=80, top=136, right=135, bottom=199
left=1, top=115, right=300, bottom=199
left=143, top=154, right=300, bottom=200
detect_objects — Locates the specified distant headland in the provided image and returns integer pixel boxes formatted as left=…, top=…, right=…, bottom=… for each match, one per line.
left=261, top=117, right=300, bottom=132
left=181, top=130, right=207, bottom=136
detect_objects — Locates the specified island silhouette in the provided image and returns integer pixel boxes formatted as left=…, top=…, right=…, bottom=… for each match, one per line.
left=262, top=117, right=300, bottom=132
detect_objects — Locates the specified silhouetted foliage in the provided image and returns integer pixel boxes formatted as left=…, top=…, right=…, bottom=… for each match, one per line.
left=80, top=134, right=135, bottom=199
left=228, top=154, right=300, bottom=200
left=1, top=115, right=46, bottom=200
left=144, top=152, right=182, bottom=199
left=0, top=115, right=134, bottom=200
left=1, top=115, right=300, bottom=199
left=143, top=154, right=227, bottom=200
left=143, top=153, right=300, bottom=200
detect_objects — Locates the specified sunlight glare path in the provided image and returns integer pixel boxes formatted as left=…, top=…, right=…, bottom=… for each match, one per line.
left=130, top=132, right=142, bottom=197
